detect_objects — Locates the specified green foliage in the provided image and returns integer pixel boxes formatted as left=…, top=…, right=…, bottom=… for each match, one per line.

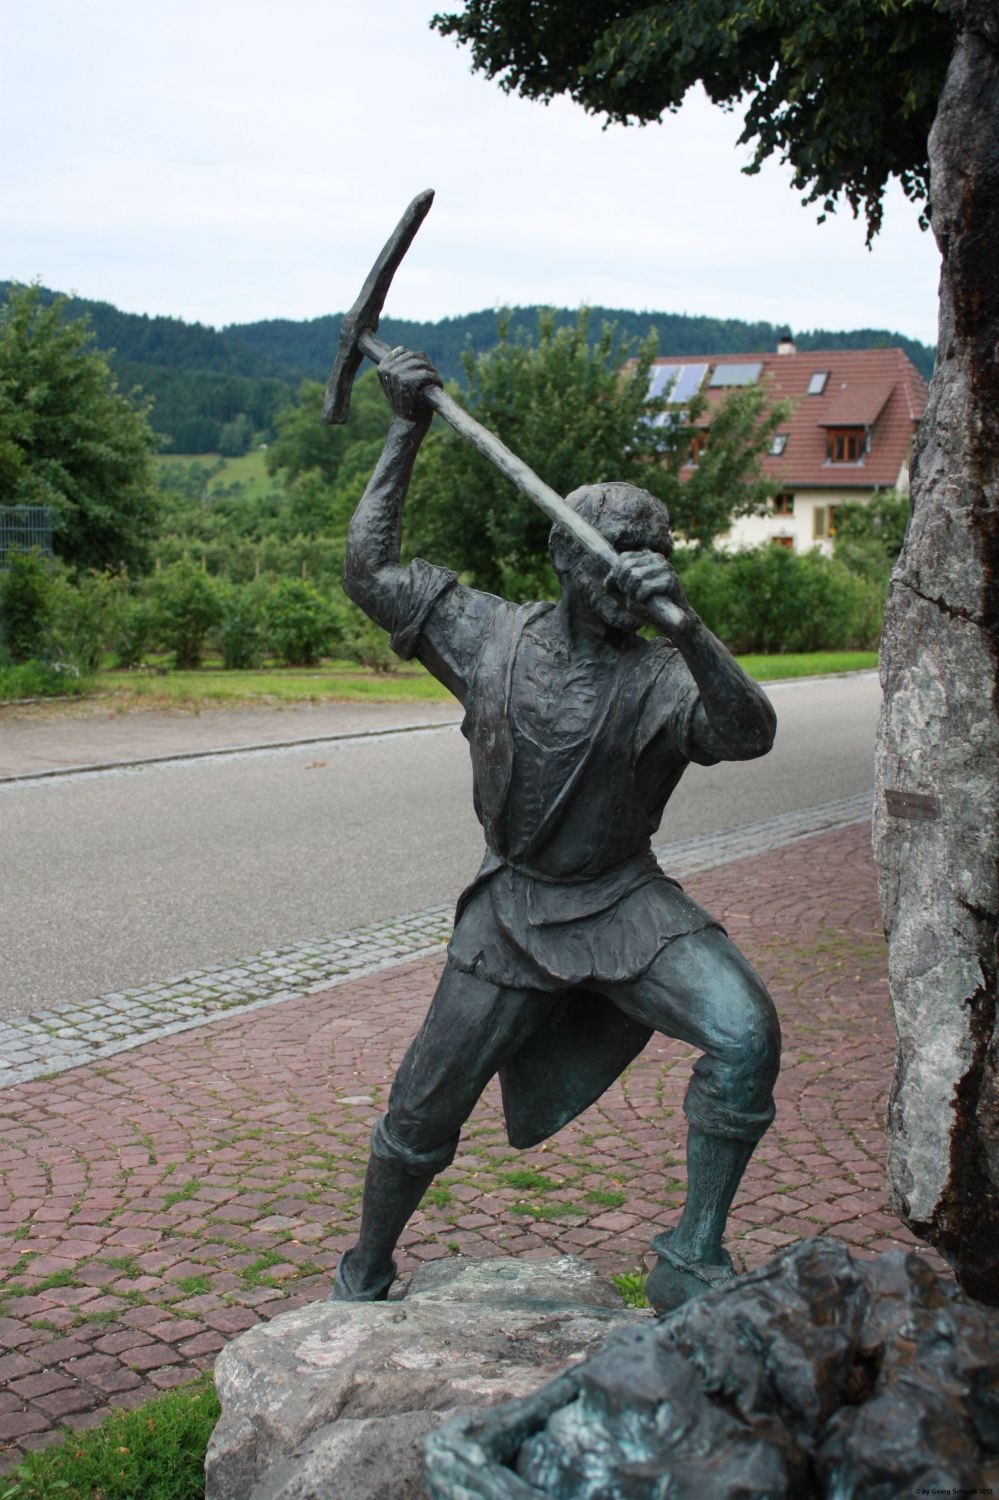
left=431, top=1, right=952, bottom=242
left=218, top=583, right=265, bottom=669
left=0, top=659, right=86, bottom=700
left=662, top=379, right=793, bottom=549
left=110, top=593, right=154, bottom=668
left=0, top=284, right=159, bottom=571
left=834, top=491, right=910, bottom=581
left=0, top=1374, right=219, bottom=1500
left=266, top=369, right=391, bottom=493
left=47, top=569, right=129, bottom=674
left=217, top=411, right=254, bottom=457
left=150, top=561, right=224, bottom=669
left=407, top=309, right=663, bottom=595
left=405, top=309, right=787, bottom=592
left=0, top=547, right=52, bottom=661
left=675, top=544, right=881, bottom=653
left=262, top=577, right=339, bottom=665
left=611, top=1269, right=650, bottom=1308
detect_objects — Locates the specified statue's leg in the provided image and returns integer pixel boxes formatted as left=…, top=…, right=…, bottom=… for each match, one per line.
left=333, top=961, right=551, bottom=1301
left=596, top=926, right=779, bottom=1312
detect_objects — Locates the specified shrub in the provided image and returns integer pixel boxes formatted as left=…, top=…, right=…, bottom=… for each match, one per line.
left=342, top=603, right=398, bottom=673
left=261, top=577, right=338, bottom=665
left=218, top=584, right=265, bottom=669
left=47, top=569, right=129, bottom=674
left=111, top=594, right=154, bottom=667
left=678, top=544, right=874, bottom=653
left=0, top=658, right=85, bottom=701
left=0, top=547, right=52, bottom=662
left=150, top=560, right=223, bottom=669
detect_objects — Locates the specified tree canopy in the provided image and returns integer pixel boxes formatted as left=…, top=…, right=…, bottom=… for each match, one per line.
left=0, top=285, right=159, bottom=573
left=432, top=0, right=953, bottom=240
left=404, top=309, right=787, bottom=596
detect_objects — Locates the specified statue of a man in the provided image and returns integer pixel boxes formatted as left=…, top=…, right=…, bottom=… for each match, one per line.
left=334, top=348, right=780, bottom=1313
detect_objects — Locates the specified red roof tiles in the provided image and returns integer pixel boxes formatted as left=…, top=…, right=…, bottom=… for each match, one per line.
left=646, top=348, right=928, bottom=491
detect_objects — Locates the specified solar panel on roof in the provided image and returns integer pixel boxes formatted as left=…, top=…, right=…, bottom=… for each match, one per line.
left=709, top=362, right=763, bottom=387
left=647, top=363, right=709, bottom=404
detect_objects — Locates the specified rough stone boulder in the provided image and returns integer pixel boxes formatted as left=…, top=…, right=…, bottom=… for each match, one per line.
left=425, top=1239, right=999, bottom=1498
left=205, top=1255, right=644, bottom=1500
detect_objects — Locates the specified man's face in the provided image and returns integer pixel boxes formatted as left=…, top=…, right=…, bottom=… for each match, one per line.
left=564, top=499, right=673, bottom=632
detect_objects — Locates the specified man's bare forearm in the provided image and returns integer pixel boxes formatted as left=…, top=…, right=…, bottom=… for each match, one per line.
left=343, top=414, right=427, bottom=614
left=673, top=616, right=775, bottom=759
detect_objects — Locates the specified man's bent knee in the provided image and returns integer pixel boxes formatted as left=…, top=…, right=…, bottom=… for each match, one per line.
left=370, top=1113, right=459, bottom=1177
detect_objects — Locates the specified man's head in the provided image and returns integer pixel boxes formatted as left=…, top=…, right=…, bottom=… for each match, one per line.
left=549, top=482, right=673, bottom=631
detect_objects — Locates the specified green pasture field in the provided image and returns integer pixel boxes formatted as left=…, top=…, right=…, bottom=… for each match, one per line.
left=156, top=448, right=281, bottom=503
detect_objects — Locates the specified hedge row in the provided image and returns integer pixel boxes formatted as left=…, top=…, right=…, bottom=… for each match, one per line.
left=0, top=553, right=396, bottom=678
left=1, top=543, right=884, bottom=694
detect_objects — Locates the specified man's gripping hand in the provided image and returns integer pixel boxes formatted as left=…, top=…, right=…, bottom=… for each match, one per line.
left=377, top=347, right=442, bottom=429
left=606, top=549, right=694, bottom=638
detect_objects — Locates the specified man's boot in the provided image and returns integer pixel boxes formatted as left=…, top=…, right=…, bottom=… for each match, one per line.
left=332, top=1152, right=437, bottom=1302
left=645, top=1128, right=755, bottom=1315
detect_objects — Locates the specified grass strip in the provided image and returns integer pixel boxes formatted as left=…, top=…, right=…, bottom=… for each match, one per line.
left=5, top=650, right=877, bottom=716
left=0, top=1376, right=219, bottom=1500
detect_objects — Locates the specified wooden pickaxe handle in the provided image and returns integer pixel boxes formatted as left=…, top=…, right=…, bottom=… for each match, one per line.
left=328, top=196, right=685, bottom=635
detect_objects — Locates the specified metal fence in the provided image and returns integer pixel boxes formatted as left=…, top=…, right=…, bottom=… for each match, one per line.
left=0, top=507, right=53, bottom=569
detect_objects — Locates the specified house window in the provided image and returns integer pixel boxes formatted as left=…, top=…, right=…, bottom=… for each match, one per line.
left=808, top=371, right=829, bottom=395
left=772, top=492, right=795, bottom=515
left=687, top=432, right=708, bottom=466
left=769, top=434, right=788, bottom=456
left=826, top=428, right=865, bottom=463
left=770, top=535, right=794, bottom=549
left=813, top=505, right=840, bottom=540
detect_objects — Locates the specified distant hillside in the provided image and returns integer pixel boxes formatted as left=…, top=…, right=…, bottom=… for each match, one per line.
left=1, top=282, right=935, bottom=453
left=225, top=306, right=935, bottom=388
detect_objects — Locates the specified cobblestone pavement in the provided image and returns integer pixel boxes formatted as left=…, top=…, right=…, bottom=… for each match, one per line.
left=0, top=791, right=871, bottom=1088
left=0, top=815, right=949, bottom=1469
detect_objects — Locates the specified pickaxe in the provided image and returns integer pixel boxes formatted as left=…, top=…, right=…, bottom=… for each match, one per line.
left=323, top=189, right=684, bottom=633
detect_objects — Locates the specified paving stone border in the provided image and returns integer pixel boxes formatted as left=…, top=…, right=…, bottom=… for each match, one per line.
left=0, top=791, right=871, bottom=1089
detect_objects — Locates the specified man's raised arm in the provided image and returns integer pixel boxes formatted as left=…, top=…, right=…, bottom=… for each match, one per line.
left=343, top=349, right=441, bottom=628
left=609, top=549, right=776, bottom=761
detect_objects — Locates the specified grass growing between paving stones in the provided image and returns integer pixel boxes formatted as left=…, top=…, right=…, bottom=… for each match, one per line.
left=0, top=1376, right=218, bottom=1500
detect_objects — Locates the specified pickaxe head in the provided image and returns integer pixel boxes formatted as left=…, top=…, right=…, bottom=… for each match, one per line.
left=322, top=188, right=435, bottom=425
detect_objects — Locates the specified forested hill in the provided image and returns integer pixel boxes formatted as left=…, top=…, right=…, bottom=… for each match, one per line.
left=1, top=282, right=935, bottom=453
left=227, top=306, right=935, bottom=390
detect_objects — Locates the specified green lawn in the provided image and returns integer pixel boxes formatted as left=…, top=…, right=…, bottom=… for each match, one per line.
left=3, top=651, right=878, bottom=714
left=0, top=1376, right=218, bottom=1500
left=156, top=448, right=281, bottom=504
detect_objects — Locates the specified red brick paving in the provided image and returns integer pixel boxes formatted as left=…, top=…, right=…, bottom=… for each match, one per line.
left=0, top=821, right=948, bottom=1468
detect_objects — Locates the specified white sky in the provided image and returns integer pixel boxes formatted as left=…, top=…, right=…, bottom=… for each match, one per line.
left=1, top=0, right=940, bottom=346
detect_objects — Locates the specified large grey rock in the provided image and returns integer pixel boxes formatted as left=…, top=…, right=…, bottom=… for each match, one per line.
left=426, top=1239, right=999, bottom=1498
left=874, top=0, right=999, bottom=1304
left=205, top=1255, right=644, bottom=1500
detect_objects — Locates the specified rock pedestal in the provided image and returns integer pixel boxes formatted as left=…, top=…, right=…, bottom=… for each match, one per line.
left=205, top=1255, right=644, bottom=1500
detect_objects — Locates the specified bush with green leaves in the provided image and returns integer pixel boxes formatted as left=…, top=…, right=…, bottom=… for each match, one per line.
left=218, top=582, right=265, bottom=669
left=676, top=544, right=878, bottom=654
left=149, top=560, right=224, bottom=669
left=47, top=568, right=130, bottom=675
left=0, top=547, right=52, bottom=662
left=261, top=577, right=339, bottom=665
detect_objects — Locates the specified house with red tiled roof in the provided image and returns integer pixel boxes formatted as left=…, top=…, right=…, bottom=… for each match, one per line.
left=645, top=340, right=928, bottom=552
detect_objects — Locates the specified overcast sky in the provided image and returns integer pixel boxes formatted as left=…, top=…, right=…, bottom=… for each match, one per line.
left=2, top=0, right=941, bottom=345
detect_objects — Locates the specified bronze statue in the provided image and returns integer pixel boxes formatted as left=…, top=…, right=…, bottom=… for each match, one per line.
left=327, top=197, right=780, bottom=1314
left=332, top=353, right=779, bottom=1312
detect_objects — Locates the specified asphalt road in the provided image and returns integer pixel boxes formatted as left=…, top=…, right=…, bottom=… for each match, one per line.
left=1, top=673, right=880, bottom=1017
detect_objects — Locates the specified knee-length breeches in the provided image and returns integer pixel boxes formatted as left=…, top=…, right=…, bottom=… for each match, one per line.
left=370, top=925, right=780, bottom=1174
